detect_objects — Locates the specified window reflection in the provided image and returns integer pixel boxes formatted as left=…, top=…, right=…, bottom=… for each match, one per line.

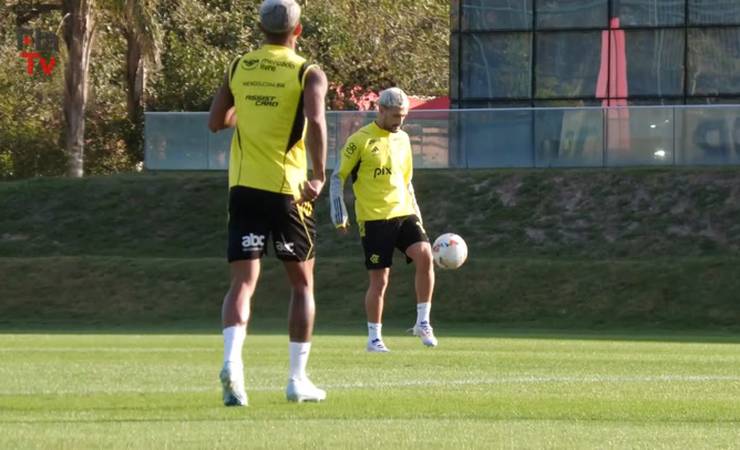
left=612, top=0, right=685, bottom=27
left=688, top=28, right=740, bottom=96
left=462, top=33, right=532, bottom=99
left=462, top=0, right=533, bottom=31
left=536, top=31, right=602, bottom=98
left=624, top=29, right=684, bottom=97
left=689, top=0, right=740, bottom=25
left=536, top=0, right=608, bottom=29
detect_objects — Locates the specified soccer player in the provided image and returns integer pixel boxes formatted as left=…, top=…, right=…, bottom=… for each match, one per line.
left=330, top=87, right=437, bottom=352
left=207, top=0, right=328, bottom=405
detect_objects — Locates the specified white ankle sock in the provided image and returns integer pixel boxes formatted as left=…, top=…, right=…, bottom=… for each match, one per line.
left=416, top=302, right=431, bottom=325
left=289, top=341, right=311, bottom=381
left=368, top=322, right=382, bottom=341
left=223, top=325, right=246, bottom=367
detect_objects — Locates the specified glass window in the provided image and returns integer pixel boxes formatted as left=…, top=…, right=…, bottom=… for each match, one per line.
left=460, top=100, right=533, bottom=108
left=688, top=28, right=740, bottom=96
left=144, top=114, right=209, bottom=170
left=627, top=98, right=684, bottom=105
left=624, top=29, right=685, bottom=97
left=606, top=107, right=675, bottom=166
left=459, top=109, right=534, bottom=167
left=676, top=106, right=740, bottom=164
left=535, top=31, right=602, bottom=99
left=462, top=0, right=533, bottom=31
left=689, top=0, right=740, bottom=25
left=612, top=0, right=685, bottom=27
left=535, top=108, right=605, bottom=167
left=461, top=33, right=532, bottom=99
left=535, top=0, right=608, bottom=29
left=534, top=99, right=601, bottom=106
left=450, top=33, right=460, bottom=101
left=687, top=97, right=740, bottom=105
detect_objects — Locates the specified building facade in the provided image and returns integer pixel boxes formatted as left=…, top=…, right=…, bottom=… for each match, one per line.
left=451, top=0, right=740, bottom=108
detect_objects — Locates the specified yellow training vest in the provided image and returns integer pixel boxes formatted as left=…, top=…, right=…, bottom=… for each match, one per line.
left=228, top=44, right=316, bottom=196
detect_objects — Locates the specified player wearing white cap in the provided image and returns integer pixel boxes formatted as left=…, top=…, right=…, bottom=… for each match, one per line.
left=208, top=0, right=328, bottom=405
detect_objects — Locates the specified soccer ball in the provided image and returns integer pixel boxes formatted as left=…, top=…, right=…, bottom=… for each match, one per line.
left=431, top=233, right=468, bottom=270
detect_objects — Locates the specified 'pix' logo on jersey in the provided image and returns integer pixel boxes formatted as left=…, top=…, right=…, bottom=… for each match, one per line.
left=16, top=28, right=58, bottom=76
left=373, top=166, right=392, bottom=178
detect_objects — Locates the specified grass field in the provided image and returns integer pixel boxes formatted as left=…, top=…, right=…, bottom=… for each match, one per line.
left=2, top=330, right=740, bottom=449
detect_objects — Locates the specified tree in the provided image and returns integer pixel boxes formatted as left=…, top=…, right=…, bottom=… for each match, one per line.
left=103, top=0, right=162, bottom=124
left=62, top=0, right=96, bottom=177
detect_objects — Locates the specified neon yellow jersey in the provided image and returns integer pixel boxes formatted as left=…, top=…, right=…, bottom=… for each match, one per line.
left=331, top=122, right=418, bottom=223
left=227, top=45, right=317, bottom=196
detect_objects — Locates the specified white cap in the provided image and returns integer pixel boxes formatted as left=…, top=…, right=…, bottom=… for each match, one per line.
left=378, top=87, right=409, bottom=109
left=260, top=0, right=301, bottom=34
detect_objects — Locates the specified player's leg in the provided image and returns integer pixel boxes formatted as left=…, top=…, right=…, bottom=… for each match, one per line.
left=361, top=219, right=397, bottom=352
left=277, top=200, right=325, bottom=402
left=400, top=216, right=438, bottom=347
left=220, top=259, right=260, bottom=406
left=365, top=268, right=391, bottom=352
left=219, top=187, right=268, bottom=407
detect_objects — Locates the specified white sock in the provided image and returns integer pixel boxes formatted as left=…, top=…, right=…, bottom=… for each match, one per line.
left=223, top=325, right=246, bottom=367
left=416, top=302, right=431, bottom=325
left=289, top=341, right=311, bottom=381
left=368, top=322, right=382, bottom=341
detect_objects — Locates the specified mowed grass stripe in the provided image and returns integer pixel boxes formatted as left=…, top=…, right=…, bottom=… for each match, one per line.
left=0, top=332, right=739, bottom=450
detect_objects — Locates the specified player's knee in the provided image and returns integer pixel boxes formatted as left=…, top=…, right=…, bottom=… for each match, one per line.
left=289, top=277, right=313, bottom=298
left=231, top=277, right=257, bottom=295
left=414, top=245, right=434, bottom=270
left=369, top=274, right=389, bottom=294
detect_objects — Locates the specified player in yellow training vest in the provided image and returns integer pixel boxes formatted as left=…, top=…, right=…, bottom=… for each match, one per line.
left=330, top=87, right=438, bottom=353
left=208, top=0, right=328, bottom=406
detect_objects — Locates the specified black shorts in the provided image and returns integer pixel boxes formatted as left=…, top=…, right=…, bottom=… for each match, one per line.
left=227, top=186, right=316, bottom=262
left=360, top=215, right=429, bottom=269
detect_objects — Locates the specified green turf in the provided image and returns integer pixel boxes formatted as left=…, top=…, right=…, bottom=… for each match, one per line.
left=1, top=331, right=739, bottom=449
left=2, top=170, right=740, bottom=329
left=1, top=255, right=740, bottom=329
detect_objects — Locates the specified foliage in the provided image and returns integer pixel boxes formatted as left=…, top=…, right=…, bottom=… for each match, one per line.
left=149, top=0, right=260, bottom=111
left=301, top=0, right=449, bottom=108
left=0, top=10, right=66, bottom=179
left=1, top=0, right=451, bottom=178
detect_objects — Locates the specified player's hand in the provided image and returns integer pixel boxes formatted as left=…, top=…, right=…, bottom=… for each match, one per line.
left=296, top=178, right=324, bottom=203
left=336, top=225, right=349, bottom=236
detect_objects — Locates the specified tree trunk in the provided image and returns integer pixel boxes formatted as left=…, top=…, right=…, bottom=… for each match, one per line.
left=62, top=0, right=95, bottom=178
left=125, top=29, right=143, bottom=124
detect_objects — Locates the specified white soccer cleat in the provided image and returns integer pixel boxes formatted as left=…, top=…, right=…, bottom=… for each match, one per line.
left=411, top=321, right=438, bottom=347
left=219, top=364, right=248, bottom=407
left=366, top=338, right=390, bottom=353
left=286, top=378, right=327, bottom=403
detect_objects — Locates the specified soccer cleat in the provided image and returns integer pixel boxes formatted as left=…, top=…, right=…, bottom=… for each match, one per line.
left=286, top=378, right=327, bottom=403
left=366, top=338, right=390, bottom=353
left=219, top=364, right=248, bottom=407
left=411, top=321, right=438, bottom=347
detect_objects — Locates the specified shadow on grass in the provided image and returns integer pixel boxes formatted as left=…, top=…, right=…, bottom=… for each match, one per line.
left=1, top=320, right=740, bottom=344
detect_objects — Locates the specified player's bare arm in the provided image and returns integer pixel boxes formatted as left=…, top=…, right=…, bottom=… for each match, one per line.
left=298, top=66, right=328, bottom=203
left=207, top=72, right=236, bottom=133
